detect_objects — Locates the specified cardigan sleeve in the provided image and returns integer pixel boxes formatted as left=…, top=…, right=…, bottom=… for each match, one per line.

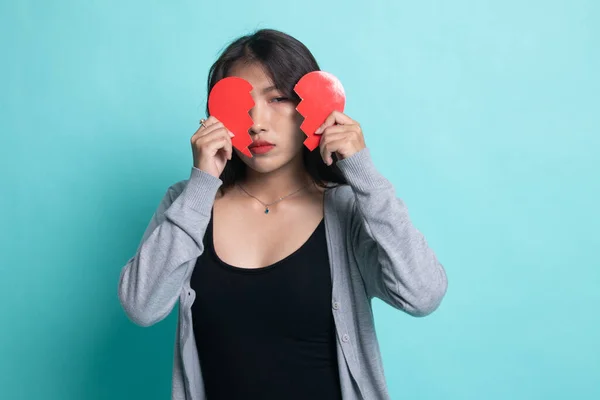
left=117, top=167, right=222, bottom=326
left=336, top=148, right=448, bottom=316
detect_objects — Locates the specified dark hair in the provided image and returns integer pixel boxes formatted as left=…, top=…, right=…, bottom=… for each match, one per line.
left=205, top=28, right=347, bottom=194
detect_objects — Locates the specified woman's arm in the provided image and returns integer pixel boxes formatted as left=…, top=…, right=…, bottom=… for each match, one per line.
left=117, top=168, right=222, bottom=326
left=337, top=148, right=448, bottom=317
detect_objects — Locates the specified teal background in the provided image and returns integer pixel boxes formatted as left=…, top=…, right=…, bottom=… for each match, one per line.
left=1, top=0, right=598, bottom=399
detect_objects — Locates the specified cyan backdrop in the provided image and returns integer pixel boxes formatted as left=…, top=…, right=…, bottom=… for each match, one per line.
left=1, top=1, right=598, bottom=399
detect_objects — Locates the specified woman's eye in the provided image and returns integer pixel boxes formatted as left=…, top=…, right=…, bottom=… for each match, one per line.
left=271, top=97, right=288, bottom=103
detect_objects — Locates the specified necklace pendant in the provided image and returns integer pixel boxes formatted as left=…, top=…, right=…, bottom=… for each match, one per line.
left=265, top=207, right=269, bottom=214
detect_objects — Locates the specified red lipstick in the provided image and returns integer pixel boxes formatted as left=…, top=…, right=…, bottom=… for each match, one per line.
left=248, top=140, right=275, bottom=155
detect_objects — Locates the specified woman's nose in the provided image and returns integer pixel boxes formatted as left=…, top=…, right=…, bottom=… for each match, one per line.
left=249, top=102, right=269, bottom=134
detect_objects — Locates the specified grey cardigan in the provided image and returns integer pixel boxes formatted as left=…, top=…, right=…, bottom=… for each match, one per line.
left=118, top=148, right=448, bottom=400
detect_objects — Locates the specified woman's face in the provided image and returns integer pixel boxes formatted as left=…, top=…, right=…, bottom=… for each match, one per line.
left=227, top=61, right=306, bottom=174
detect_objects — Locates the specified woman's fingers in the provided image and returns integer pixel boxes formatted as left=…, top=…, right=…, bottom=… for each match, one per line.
left=319, top=131, right=348, bottom=166
left=195, top=127, right=233, bottom=158
left=192, top=120, right=223, bottom=140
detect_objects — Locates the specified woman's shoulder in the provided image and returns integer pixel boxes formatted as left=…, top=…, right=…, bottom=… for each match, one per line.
left=324, top=181, right=351, bottom=194
left=324, top=182, right=355, bottom=208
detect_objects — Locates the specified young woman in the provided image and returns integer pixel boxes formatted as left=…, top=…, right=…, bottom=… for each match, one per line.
left=118, top=28, right=448, bottom=400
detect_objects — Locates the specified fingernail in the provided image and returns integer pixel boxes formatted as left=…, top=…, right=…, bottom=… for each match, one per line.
left=315, top=126, right=323, bottom=134
left=229, top=131, right=235, bottom=137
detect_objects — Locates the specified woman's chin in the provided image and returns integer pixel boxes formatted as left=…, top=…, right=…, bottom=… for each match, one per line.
left=240, top=156, right=287, bottom=175
left=237, top=147, right=303, bottom=175
left=244, top=161, right=281, bottom=175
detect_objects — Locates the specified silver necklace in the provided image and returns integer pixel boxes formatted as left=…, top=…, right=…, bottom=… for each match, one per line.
left=236, top=182, right=311, bottom=214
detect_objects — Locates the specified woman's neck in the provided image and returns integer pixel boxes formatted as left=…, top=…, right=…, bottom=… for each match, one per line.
left=240, top=162, right=314, bottom=203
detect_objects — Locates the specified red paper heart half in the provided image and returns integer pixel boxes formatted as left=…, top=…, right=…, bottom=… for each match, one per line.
left=208, top=77, right=255, bottom=158
left=294, top=71, right=346, bottom=151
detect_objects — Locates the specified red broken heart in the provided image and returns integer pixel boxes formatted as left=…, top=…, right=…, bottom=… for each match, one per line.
left=294, top=71, right=346, bottom=151
left=207, top=77, right=255, bottom=158
left=207, top=71, right=345, bottom=156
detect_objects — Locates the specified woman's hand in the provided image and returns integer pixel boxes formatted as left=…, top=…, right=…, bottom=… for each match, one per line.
left=191, top=116, right=235, bottom=178
left=315, top=111, right=366, bottom=166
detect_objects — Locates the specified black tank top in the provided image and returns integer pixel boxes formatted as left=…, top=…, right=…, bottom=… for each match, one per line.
left=190, top=210, right=342, bottom=400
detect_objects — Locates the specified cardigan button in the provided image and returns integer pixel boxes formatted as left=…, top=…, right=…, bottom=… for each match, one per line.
left=342, top=334, right=350, bottom=343
left=332, top=301, right=340, bottom=310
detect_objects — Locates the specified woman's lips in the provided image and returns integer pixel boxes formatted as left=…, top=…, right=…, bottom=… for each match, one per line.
left=249, top=140, right=275, bottom=155
left=249, top=144, right=275, bottom=154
